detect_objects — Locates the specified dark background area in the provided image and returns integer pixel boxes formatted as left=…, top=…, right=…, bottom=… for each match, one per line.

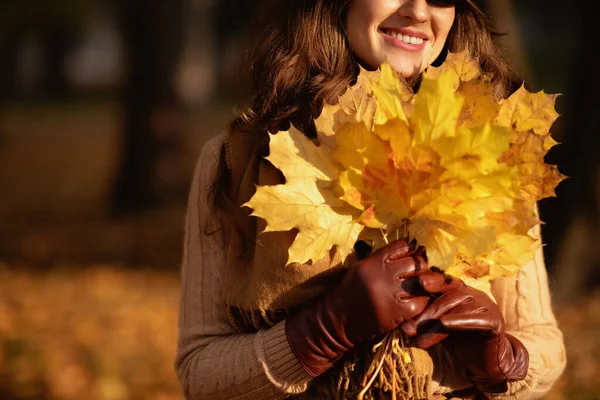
left=0, top=1, right=598, bottom=399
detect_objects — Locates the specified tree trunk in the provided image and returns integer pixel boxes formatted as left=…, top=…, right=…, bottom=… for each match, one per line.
left=176, top=0, right=216, bottom=105
left=112, top=0, right=187, bottom=215
left=539, top=0, right=598, bottom=304
left=0, top=27, right=22, bottom=101
left=39, top=26, right=75, bottom=99
left=213, top=0, right=256, bottom=93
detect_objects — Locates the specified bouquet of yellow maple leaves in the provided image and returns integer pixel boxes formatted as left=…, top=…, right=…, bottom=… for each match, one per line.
left=245, top=50, right=565, bottom=395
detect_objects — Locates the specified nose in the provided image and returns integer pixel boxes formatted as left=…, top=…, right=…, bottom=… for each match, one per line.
left=398, top=0, right=430, bottom=23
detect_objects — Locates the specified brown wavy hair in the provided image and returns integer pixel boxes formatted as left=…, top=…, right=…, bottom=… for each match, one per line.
left=229, top=0, right=520, bottom=136
left=213, top=0, right=522, bottom=219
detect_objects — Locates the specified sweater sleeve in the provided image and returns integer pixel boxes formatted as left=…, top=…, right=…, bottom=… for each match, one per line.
left=174, top=135, right=313, bottom=400
left=484, top=225, right=567, bottom=399
left=430, top=223, right=567, bottom=399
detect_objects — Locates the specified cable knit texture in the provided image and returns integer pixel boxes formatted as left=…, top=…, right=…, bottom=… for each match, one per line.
left=174, top=133, right=567, bottom=400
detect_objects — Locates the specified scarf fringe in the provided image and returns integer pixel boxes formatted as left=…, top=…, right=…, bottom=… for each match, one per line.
left=228, top=306, right=432, bottom=400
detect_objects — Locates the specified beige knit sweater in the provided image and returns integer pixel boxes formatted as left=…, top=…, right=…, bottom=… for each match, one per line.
left=174, top=133, right=567, bottom=400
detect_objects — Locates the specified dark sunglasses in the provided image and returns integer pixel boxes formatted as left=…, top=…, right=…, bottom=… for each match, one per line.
left=427, top=0, right=461, bottom=7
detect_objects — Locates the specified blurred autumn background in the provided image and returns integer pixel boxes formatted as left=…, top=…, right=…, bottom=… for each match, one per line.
left=0, top=0, right=598, bottom=399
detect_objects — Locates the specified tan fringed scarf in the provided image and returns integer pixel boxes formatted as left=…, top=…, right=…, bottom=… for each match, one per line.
left=222, top=128, right=434, bottom=399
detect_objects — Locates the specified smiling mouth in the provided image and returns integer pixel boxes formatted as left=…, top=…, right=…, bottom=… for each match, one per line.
left=379, top=28, right=427, bottom=45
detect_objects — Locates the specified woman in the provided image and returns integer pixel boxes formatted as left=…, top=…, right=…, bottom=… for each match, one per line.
left=174, top=0, right=566, bottom=399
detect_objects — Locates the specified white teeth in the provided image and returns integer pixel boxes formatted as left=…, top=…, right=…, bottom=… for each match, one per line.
left=384, top=30, right=424, bottom=45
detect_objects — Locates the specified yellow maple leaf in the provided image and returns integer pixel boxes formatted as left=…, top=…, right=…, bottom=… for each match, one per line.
left=331, top=121, right=392, bottom=171
left=457, top=80, right=502, bottom=128
left=244, top=128, right=364, bottom=265
left=315, top=63, right=414, bottom=141
left=496, top=84, right=561, bottom=135
left=425, top=49, right=482, bottom=89
left=487, top=232, right=541, bottom=275
left=374, top=119, right=412, bottom=164
left=371, top=62, right=414, bottom=125
left=434, top=124, right=512, bottom=176
left=327, top=66, right=383, bottom=131
left=502, top=131, right=567, bottom=193
left=412, top=69, right=464, bottom=143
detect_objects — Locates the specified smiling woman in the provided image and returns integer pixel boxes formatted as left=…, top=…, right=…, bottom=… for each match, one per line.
left=174, top=0, right=566, bottom=399
left=346, top=0, right=455, bottom=77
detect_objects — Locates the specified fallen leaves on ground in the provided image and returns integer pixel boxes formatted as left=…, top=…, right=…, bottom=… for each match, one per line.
left=0, top=264, right=182, bottom=400
left=0, top=265, right=598, bottom=399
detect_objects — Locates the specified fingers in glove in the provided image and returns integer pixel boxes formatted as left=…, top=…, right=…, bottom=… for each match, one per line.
left=395, top=295, right=432, bottom=322
left=380, top=238, right=417, bottom=261
left=410, top=320, right=450, bottom=349
left=409, top=309, right=497, bottom=348
left=398, top=275, right=430, bottom=297
left=411, top=245, right=427, bottom=260
left=440, top=311, right=502, bottom=335
left=418, top=271, right=465, bottom=294
left=385, top=254, right=428, bottom=283
left=401, top=289, right=475, bottom=336
left=504, top=334, right=530, bottom=381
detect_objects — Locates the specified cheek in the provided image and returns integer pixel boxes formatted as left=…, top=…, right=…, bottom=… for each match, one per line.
left=346, top=0, right=384, bottom=66
left=430, top=10, right=456, bottom=59
left=436, top=9, right=456, bottom=41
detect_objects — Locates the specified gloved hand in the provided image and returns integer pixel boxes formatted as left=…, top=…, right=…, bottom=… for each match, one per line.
left=285, top=239, right=452, bottom=377
left=401, top=271, right=530, bottom=393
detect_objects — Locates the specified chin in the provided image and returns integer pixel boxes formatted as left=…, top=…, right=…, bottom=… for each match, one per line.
left=385, top=59, right=421, bottom=78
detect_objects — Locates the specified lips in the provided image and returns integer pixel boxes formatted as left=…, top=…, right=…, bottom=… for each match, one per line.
left=379, top=27, right=429, bottom=50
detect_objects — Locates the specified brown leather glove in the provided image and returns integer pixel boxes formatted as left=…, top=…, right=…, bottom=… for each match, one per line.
left=285, top=239, right=436, bottom=377
left=401, top=272, right=529, bottom=393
